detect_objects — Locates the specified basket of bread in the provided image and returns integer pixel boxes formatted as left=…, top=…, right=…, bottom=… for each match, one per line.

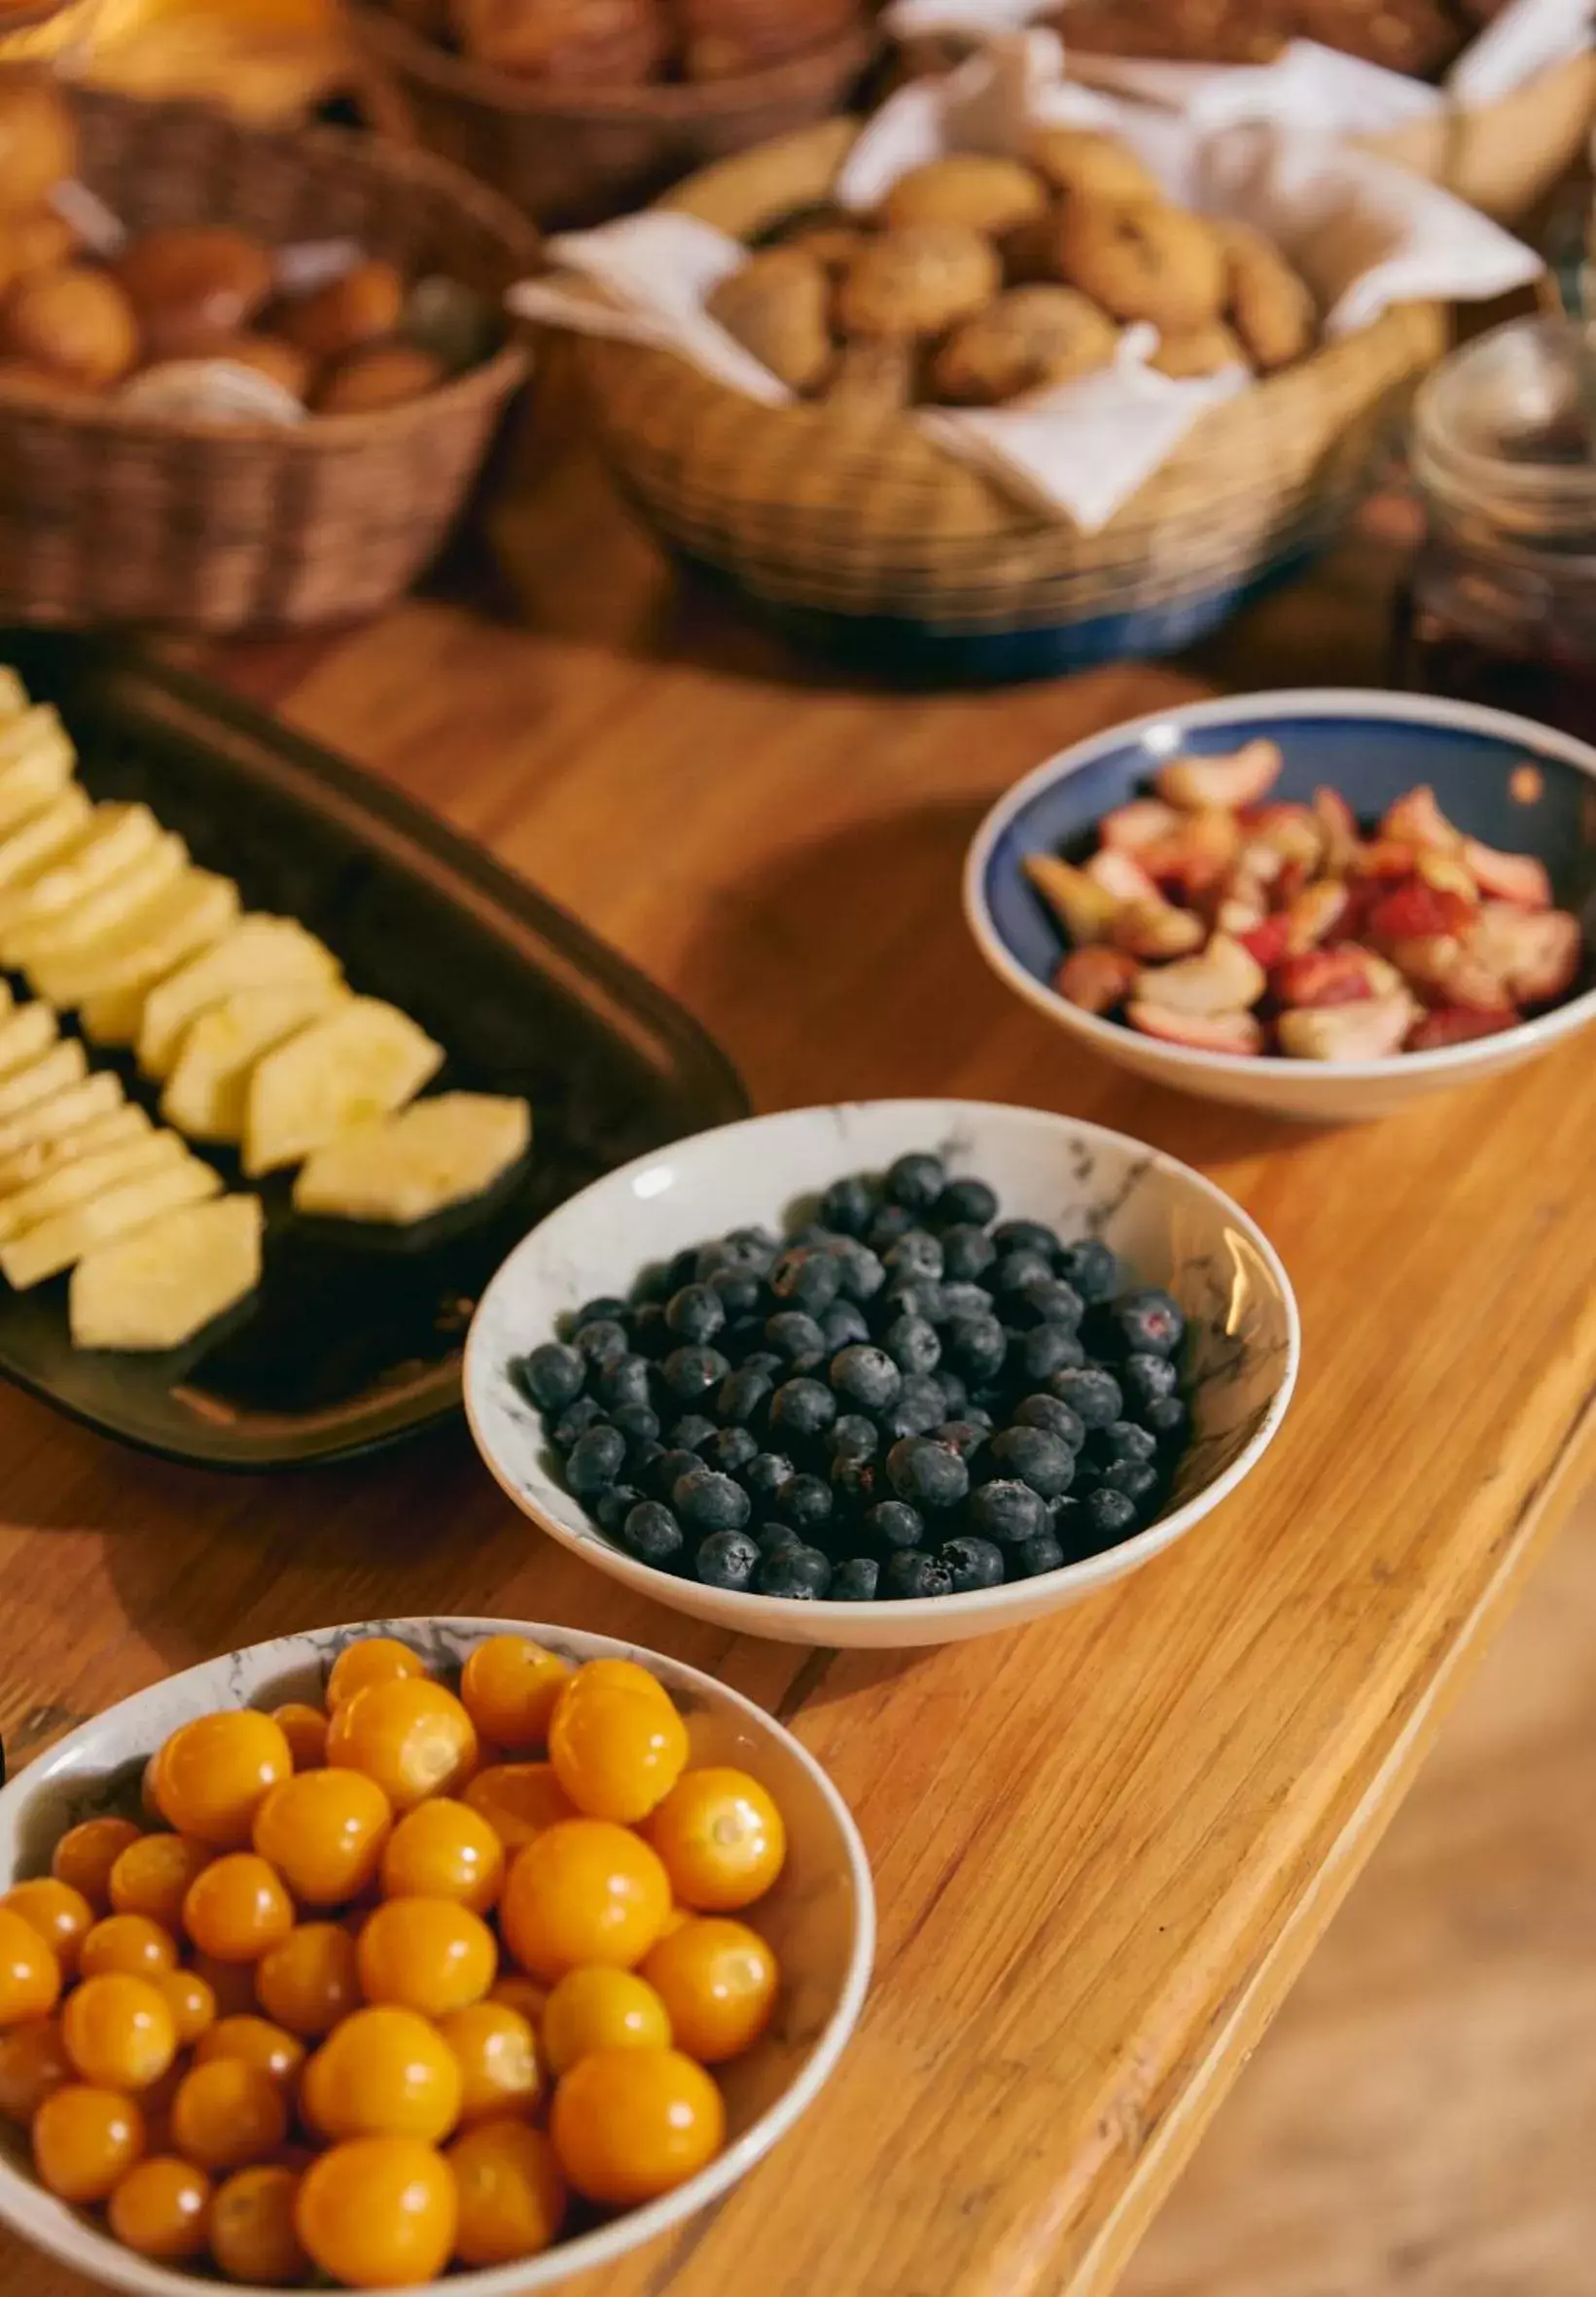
left=345, top=0, right=874, bottom=227
left=514, top=36, right=1540, bottom=677
left=0, top=67, right=537, bottom=631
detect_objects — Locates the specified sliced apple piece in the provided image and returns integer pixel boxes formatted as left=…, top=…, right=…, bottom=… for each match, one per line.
left=0, top=707, right=76, bottom=831
left=0, top=1070, right=124, bottom=1163
left=1414, top=847, right=1479, bottom=903
left=0, top=1154, right=221, bottom=1290
left=1465, top=902, right=1581, bottom=1003
left=244, top=999, right=443, bottom=1178
left=0, top=1003, right=56, bottom=1081
left=0, top=1128, right=186, bottom=1245
left=137, top=916, right=342, bottom=1079
left=0, top=787, right=92, bottom=892
left=1380, top=785, right=1460, bottom=853
left=162, top=979, right=351, bottom=1143
left=1386, top=934, right=1507, bottom=1012
left=1461, top=836, right=1552, bottom=909
left=1246, top=803, right=1322, bottom=870
left=1099, top=799, right=1182, bottom=852
left=1139, top=809, right=1239, bottom=898
left=36, top=869, right=240, bottom=1015
left=0, top=1039, right=86, bottom=1125
left=1277, top=990, right=1416, bottom=1060
left=1110, top=900, right=1205, bottom=960
left=70, top=1193, right=263, bottom=1352
left=1132, top=932, right=1264, bottom=1016
left=1054, top=946, right=1137, bottom=1014
left=0, top=1104, right=150, bottom=1199
left=1084, top=847, right=1161, bottom=906
left=294, top=1094, right=532, bottom=1224
left=1153, top=737, right=1281, bottom=812
left=1023, top=853, right=1121, bottom=946
left=0, top=803, right=161, bottom=940
left=1282, top=880, right=1348, bottom=954
left=1313, top=785, right=1359, bottom=875
left=5, top=831, right=186, bottom=969
left=1125, top=1002, right=1262, bottom=1054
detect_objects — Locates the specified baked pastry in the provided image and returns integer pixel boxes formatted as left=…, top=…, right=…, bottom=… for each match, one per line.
left=0, top=68, right=75, bottom=219
left=451, top=0, right=668, bottom=81
left=677, top=0, right=856, bottom=78
left=707, top=247, right=835, bottom=393
left=933, top=285, right=1117, bottom=403
left=1057, top=199, right=1224, bottom=331
left=1048, top=0, right=1470, bottom=76
left=1149, top=317, right=1248, bottom=376
left=114, top=228, right=275, bottom=363
left=207, top=334, right=314, bottom=400
left=820, top=338, right=915, bottom=418
left=882, top=156, right=1049, bottom=238
left=999, top=208, right=1064, bottom=287
left=314, top=343, right=447, bottom=413
left=836, top=225, right=1001, bottom=341
left=1027, top=126, right=1159, bottom=206
left=776, top=217, right=867, bottom=274
left=1218, top=220, right=1316, bottom=370
left=0, top=265, right=139, bottom=389
left=278, top=261, right=406, bottom=363
left=0, top=208, right=73, bottom=293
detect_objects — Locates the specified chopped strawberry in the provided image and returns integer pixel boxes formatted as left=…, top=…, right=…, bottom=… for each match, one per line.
left=1238, top=914, right=1292, bottom=968
left=1366, top=880, right=1476, bottom=944
left=1405, top=1005, right=1519, bottom=1052
left=1272, top=943, right=1396, bottom=1007
left=1273, top=857, right=1312, bottom=905
left=1352, top=840, right=1419, bottom=880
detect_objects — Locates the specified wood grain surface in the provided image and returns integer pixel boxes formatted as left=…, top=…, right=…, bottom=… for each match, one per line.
left=4, top=382, right=1595, bottom=2297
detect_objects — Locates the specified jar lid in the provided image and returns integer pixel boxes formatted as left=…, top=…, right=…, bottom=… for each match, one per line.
left=1411, top=315, right=1596, bottom=543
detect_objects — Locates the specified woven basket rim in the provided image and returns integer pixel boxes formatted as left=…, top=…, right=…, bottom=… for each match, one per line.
left=345, top=1, right=870, bottom=121
left=2, top=88, right=536, bottom=450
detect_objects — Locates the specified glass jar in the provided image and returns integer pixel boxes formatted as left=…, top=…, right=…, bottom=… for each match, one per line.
left=1394, top=315, right=1596, bottom=739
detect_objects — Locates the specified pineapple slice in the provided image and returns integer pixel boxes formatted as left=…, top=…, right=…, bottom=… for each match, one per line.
left=0, top=1003, right=56, bottom=1081
left=0, top=803, right=162, bottom=942
left=0, top=707, right=76, bottom=832
left=70, top=1194, right=263, bottom=1352
left=243, top=999, right=443, bottom=1178
left=0, top=1040, right=86, bottom=1125
left=36, top=869, right=240, bottom=1015
left=0, top=1071, right=124, bottom=1163
left=1, top=1154, right=221, bottom=1290
left=137, top=916, right=342, bottom=1078
left=0, top=1103, right=149, bottom=1198
left=162, top=979, right=350, bottom=1144
left=6, top=831, right=186, bottom=969
left=294, top=1093, right=531, bottom=1224
left=0, top=788, right=92, bottom=893
left=0, top=1128, right=185, bottom=1245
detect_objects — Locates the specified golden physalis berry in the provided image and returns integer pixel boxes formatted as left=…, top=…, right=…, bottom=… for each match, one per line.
left=324, top=1679, right=478, bottom=1811
left=269, top=1701, right=329, bottom=1769
left=459, top=1636, right=572, bottom=1752
left=153, top=1710, right=293, bottom=1848
left=499, top=1819, right=671, bottom=1983
left=107, top=2154, right=211, bottom=2262
left=33, top=2083, right=146, bottom=2203
left=0, top=1907, right=60, bottom=2026
left=647, top=1766, right=787, bottom=1911
left=301, top=2005, right=463, bottom=2146
left=447, top=2116, right=567, bottom=2268
left=61, top=1972, right=177, bottom=2091
left=380, top=1797, right=504, bottom=1915
left=326, top=1637, right=431, bottom=1712
left=1, top=1879, right=93, bottom=1979
left=255, top=1921, right=361, bottom=2040
left=51, top=1817, right=142, bottom=1914
left=108, top=1833, right=213, bottom=1931
left=435, top=2000, right=542, bottom=2126
left=547, top=1669, right=689, bottom=1825
left=295, top=2135, right=458, bottom=2291
left=209, top=2162, right=309, bottom=2286
left=550, top=2046, right=725, bottom=2206
left=642, top=1917, right=778, bottom=2064
left=463, top=1762, right=575, bottom=1854
left=252, top=1767, right=392, bottom=1907
left=541, top=1964, right=672, bottom=2077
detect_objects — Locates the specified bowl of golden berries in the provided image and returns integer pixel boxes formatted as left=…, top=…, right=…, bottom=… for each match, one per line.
left=0, top=1619, right=873, bottom=2292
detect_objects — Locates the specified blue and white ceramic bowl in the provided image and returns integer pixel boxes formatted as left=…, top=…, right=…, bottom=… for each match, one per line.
left=0, top=1618, right=874, bottom=2297
left=966, top=689, right=1596, bottom=1121
left=465, top=1101, right=1298, bottom=1648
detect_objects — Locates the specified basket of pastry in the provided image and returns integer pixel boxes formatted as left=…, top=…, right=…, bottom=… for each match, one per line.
left=514, top=42, right=1540, bottom=677
left=0, top=67, right=537, bottom=631
left=344, top=0, right=874, bottom=228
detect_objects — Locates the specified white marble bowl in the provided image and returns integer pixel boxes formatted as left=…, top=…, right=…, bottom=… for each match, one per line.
left=0, top=1618, right=874, bottom=2297
left=465, top=1100, right=1298, bottom=1647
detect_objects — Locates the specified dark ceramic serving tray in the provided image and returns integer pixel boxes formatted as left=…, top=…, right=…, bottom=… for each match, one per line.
left=0, top=632, right=747, bottom=1469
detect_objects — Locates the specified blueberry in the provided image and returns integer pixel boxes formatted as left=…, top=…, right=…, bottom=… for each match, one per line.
left=597, top=1354, right=654, bottom=1411
left=1102, top=1461, right=1160, bottom=1509
left=830, top=1454, right=880, bottom=1508
left=964, top=1404, right=995, bottom=1431
left=769, top=1378, right=837, bottom=1443
left=696, top=1530, right=760, bottom=1591
left=1095, top=1420, right=1157, bottom=1468
left=992, top=1219, right=1059, bottom=1262
left=666, top=1245, right=702, bottom=1291
left=670, top=1414, right=719, bottom=1454
left=630, top=1438, right=666, bottom=1488
left=935, top=1368, right=969, bottom=1418
left=776, top=1472, right=833, bottom=1534
left=1083, top=1486, right=1139, bottom=1543
left=1057, top=1238, right=1119, bottom=1302
left=831, top=1413, right=879, bottom=1463
left=764, top=1311, right=827, bottom=1371
left=651, top=1446, right=704, bottom=1497
left=833, top=1557, right=881, bottom=1602
left=566, top=1424, right=625, bottom=1496
left=572, top=1293, right=628, bottom=1331
left=882, top=1550, right=954, bottom=1599
left=1109, top=1289, right=1186, bottom=1359
left=885, top=1151, right=945, bottom=1213
left=887, top=1436, right=970, bottom=1511
left=632, top=1260, right=674, bottom=1305
left=1012, top=1394, right=1085, bottom=1450
left=720, top=1225, right=780, bottom=1273
left=769, top=1247, right=842, bottom=1315
left=940, top=1282, right=998, bottom=1322
left=831, top=1344, right=902, bottom=1412
left=865, top=1499, right=924, bottom=1550
left=594, top=1483, right=642, bottom=1537
left=935, top=1177, right=998, bottom=1228
left=550, top=1396, right=605, bottom=1451
left=707, top=1266, right=763, bottom=1320
left=662, top=1346, right=730, bottom=1405
left=673, top=1467, right=752, bottom=1534
left=819, top=1299, right=870, bottom=1354
left=572, top=1318, right=630, bottom=1368
left=611, top=1401, right=661, bottom=1449
left=867, top=1204, right=917, bottom=1253
left=718, top=1366, right=773, bottom=1428
left=741, top=1350, right=784, bottom=1379
left=1017, top=1278, right=1084, bottom=1331
left=1017, top=1324, right=1088, bottom=1385
left=882, top=1280, right=948, bottom=1330
left=623, top=1501, right=685, bottom=1565
left=1143, top=1396, right=1189, bottom=1447
left=514, top=1342, right=585, bottom=1412
left=706, top=1425, right=759, bottom=1476
left=758, top=1544, right=833, bottom=1599
left=824, top=1237, right=887, bottom=1304
left=630, top=1302, right=669, bottom=1358
left=744, top=1450, right=796, bottom=1502
left=934, top=1419, right=988, bottom=1462
left=1013, top=1531, right=1065, bottom=1578
left=754, top=1521, right=805, bottom=1558
left=1123, top=1352, right=1180, bottom=1408
left=820, top=1174, right=875, bottom=1236
left=939, top=1223, right=997, bottom=1283
left=878, top=1375, right=947, bottom=1441
left=938, top=1535, right=1005, bottom=1593
left=992, top=1250, right=1054, bottom=1302
left=987, top=1426, right=1075, bottom=1499
left=967, top=1478, right=1047, bottom=1544
left=1047, top=1366, right=1122, bottom=1429
left=882, top=1315, right=940, bottom=1378
left=884, top=1230, right=944, bottom=1284
left=944, top=1316, right=1007, bottom=1385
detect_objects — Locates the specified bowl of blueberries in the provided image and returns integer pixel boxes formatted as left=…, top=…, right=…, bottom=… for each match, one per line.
left=463, top=1101, right=1299, bottom=1646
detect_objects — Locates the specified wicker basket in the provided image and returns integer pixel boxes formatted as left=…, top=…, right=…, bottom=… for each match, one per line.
left=576, top=121, right=1443, bottom=679
left=0, top=88, right=537, bottom=633
left=344, top=0, right=873, bottom=228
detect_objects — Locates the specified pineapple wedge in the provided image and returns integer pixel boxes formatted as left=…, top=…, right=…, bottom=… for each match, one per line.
left=162, top=979, right=350, bottom=1144
left=138, top=916, right=342, bottom=1079
left=0, top=1103, right=149, bottom=1198
left=0, top=708, right=76, bottom=831
left=6, top=831, right=186, bottom=970
left=294, top=1093, right=532, bottom=1224
left=0, top=788, right=92, bottom=892
left=244, top=999, right=443, bottom=1178
left=0, top=1003, right=56, bottom=1081
left=0, top=668, right=28, bottom=720
left=36, top=869, right=240, bottom=1016
left=0, top=1128, right=185, bottom=1246
left=70, top=1194, right=263, bottom=1352
left=0, top=803, right=161, bottom=941
left=0, top=1040, right=86, bottom=1125
left=0, top=1071, right=124, bottom=1163
left=1, top=1154, right=221, bottom=1290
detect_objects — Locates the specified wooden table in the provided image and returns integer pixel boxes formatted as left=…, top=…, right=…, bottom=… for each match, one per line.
left=4, top=399, right=1595, bottom=2297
